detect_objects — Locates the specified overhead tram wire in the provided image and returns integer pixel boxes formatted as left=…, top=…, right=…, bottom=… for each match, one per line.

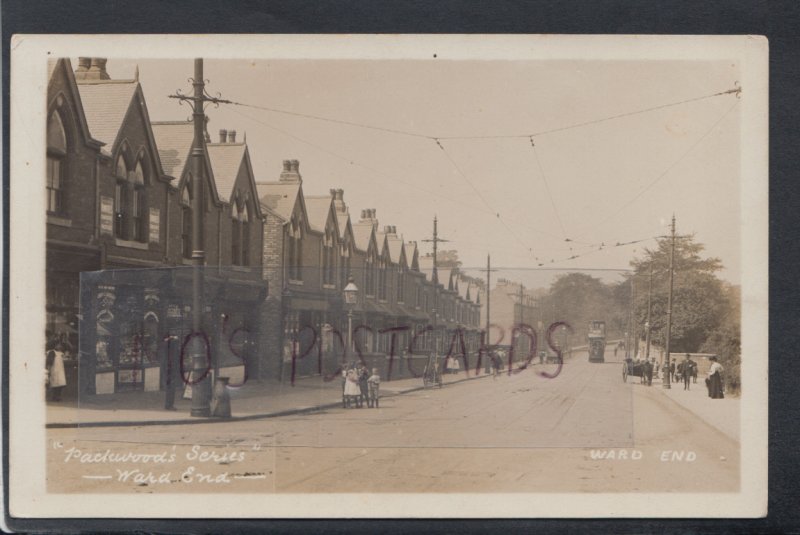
left=434, top=138, right=539, bottom=256
left=227, top=83, right=741, bottom=142
left=530, top=137, right=568, bottom=240
left=571, top=98, right=741, bottom=240
left=229, top=106, right=566, bottom=243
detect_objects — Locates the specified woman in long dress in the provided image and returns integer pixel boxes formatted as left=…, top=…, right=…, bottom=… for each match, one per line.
left=47, top=343, right=67, bottom=401
left=706, top=356, right=724, bottom=399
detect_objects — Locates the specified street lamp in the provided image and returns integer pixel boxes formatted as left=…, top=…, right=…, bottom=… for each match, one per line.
left=344, top=276, right=359, bottom=360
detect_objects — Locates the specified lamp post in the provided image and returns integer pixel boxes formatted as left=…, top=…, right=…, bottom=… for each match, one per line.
left=344, top=276, right=359, bottom=360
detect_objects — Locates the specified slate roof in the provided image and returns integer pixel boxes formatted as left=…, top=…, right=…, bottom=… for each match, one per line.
left=352, top=223, right=374, bottom=252
left=206, top=142, right=246, bottom=203
left=257, top=182, right=301, bottom=220
left=387, top=237, right=405, bottom=264
left=76, top=80, right=138, bottom=149
left=304, top=196, right=334, bottom=233
left=151, top=121, right=194, bottom=178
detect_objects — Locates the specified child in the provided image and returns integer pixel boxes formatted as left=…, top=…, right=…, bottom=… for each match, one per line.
left=367, top=368, right=380, bottom=408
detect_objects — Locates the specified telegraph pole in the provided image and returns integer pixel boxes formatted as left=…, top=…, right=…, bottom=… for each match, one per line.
left=169, top=59, right=232, bottom=417
left=478, top=254, right=497, bottom=372
left=645, top=263, right=653, bottom=363
left=631, top=276, right=637, bottom=358
left=663, top=215, right=677, bottom=389
left=422, top=216, right=449, bottom=356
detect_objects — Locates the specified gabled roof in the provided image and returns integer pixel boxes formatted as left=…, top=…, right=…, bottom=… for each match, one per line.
left=151, top=121, right=195, bottom=178
left=76, top=79, right=138, bottom=150
left=304, top=195, right=336, bottom=234
left=47, top=58, right=103, bottom=151
left=387, top=237, right=405, bottom=265
left=257, top=182, right=303, bottom=222
left=206, top=142, right=247, bottom=203
left=150, top=120, right=220, bottom=203
left=337, top=211, right=351, bottom=237
left=352, top=223, right=375, bottom=253
left=405, top=242, right=419, bottom=270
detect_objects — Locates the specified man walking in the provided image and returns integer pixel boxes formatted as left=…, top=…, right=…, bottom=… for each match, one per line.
left=681, top=353, right=695, bottom=390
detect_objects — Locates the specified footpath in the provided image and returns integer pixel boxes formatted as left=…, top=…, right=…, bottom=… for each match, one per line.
left=655, top=374, right=740, bottom=442
left=46, top=368, right=494, bottom=429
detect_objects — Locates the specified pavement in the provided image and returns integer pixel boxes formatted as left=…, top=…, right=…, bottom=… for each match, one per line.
left=46, top=367, right=494, bottom=428
left=653, top=372, right=740, bottom=441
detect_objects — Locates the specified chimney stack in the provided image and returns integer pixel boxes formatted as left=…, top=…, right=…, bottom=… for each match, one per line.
left=74, top=57, right=110, bottom=81
left=76, top=57, right=91, bottom=74
left=219, top=129, right=228, bottom=144
left=279, top=159, right=302, bottom=183
left=228, top=130, right=237, bottom=143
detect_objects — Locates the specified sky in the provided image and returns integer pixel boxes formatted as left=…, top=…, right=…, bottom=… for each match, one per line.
left=102, top=57, right=741, bottom=290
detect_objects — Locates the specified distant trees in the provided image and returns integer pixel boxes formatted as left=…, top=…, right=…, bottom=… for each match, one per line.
left=540, top=234, right=741, bottom=391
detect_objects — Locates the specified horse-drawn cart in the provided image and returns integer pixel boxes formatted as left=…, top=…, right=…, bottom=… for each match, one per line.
left=622, top=358, right=653, bottom=385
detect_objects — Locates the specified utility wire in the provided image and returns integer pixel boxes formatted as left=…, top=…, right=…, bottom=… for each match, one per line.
left=228, top=84, right=740, bottom=142
left=572, top=98, right=740, bottom=240
left=530, top=137, right=568, bottom=239
left=434, top=138, right=538, bottom=256
left=435, top=84, right=741, bottom=140
left=230, top=101, right=430, bottom=140
left=230, top=106, right=567, bottom=243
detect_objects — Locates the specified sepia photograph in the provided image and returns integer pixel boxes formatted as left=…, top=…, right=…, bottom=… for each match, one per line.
left=9, top=34, right=768, bottom=518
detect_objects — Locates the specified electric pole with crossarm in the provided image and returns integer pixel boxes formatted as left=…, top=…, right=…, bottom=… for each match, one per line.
left=168, top=59, right=232, bottom=417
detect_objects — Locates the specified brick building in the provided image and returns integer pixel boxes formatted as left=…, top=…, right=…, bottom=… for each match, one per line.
left=47, top=58, right=268, bottom=398
left=46, top=57, right=483, bottom=400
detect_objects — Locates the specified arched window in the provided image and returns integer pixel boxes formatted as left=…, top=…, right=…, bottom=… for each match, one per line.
left=397, top=265, right=406, bottom=303
left=181, top=183, right=192, bottom=259
left=322, top=226, right=336, bottom=286
left=231, top=195, right=250, bottom=266
left=241, top=200, right=250, bottom=266
left=114, top=156, right=128, bottom=239
left=46, top=111, right=67, bottom=215
left=130, top=160, right=146, bottom=241
left=288, top=216, right=303, bottom=281
left=339, top=238, right=350, bottom=290
left=365, top=245, right=376, bottom=297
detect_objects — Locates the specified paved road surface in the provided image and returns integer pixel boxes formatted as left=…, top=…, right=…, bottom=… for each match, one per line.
left=47, top=352, right=739, bottom=493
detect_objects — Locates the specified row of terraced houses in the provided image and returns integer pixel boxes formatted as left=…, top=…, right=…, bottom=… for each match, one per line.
left=46, top=58, right=484, bottom=399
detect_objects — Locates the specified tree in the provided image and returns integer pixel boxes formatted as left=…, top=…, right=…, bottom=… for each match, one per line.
left=547, top=273, right=611, bottom=340
left=629, top=234, right=730, bottom=353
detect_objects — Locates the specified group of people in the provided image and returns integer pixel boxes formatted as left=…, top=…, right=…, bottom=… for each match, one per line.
left=342, top=363, right=380, bottom=408
left=667, top=353, right=724, bottom=398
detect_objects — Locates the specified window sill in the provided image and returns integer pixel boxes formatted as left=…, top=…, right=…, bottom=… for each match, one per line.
left=230, top=266, right=250, bottom=272
left=47, top=215, right=72, bottom=227
left=288, top=279, right=304, bottom=286
left=115, top=238, right=149, bottom=250
left=322, top=284, right=336, bottom=290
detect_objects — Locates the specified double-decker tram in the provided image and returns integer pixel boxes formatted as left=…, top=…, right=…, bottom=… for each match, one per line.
left=587, top=320, right=606, bottom=363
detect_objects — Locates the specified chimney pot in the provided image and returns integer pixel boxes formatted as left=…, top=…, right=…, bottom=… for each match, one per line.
left=76, top=57, right=91, bottom=72
left=229, top=129, right=237, bottom=143
left=282, top=160, right=291, bottom=172
left=89, top=58, right=110, bottom=80
left=290, top=159, right=299, bottom=173
left=219, top=129, right=228, bottom=144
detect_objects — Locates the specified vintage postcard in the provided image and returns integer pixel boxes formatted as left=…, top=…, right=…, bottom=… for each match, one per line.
left=8, top=34, right=767, bottom=519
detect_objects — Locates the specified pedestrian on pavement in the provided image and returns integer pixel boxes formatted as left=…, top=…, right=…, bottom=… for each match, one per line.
left=706, top=356, right=725, bottom=399
left=358, top=365, right=369, bottom=408
left=341, top=366, right=348, bottom=408
left=681, top=354, right=694, bottom=390
left=46, top=343, right=67, bottom=401
left=368, top=368, right=380, bottom=408
left=669, top=361, right=676, bottom=383
left=344, top=367, right=361, bottom=408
